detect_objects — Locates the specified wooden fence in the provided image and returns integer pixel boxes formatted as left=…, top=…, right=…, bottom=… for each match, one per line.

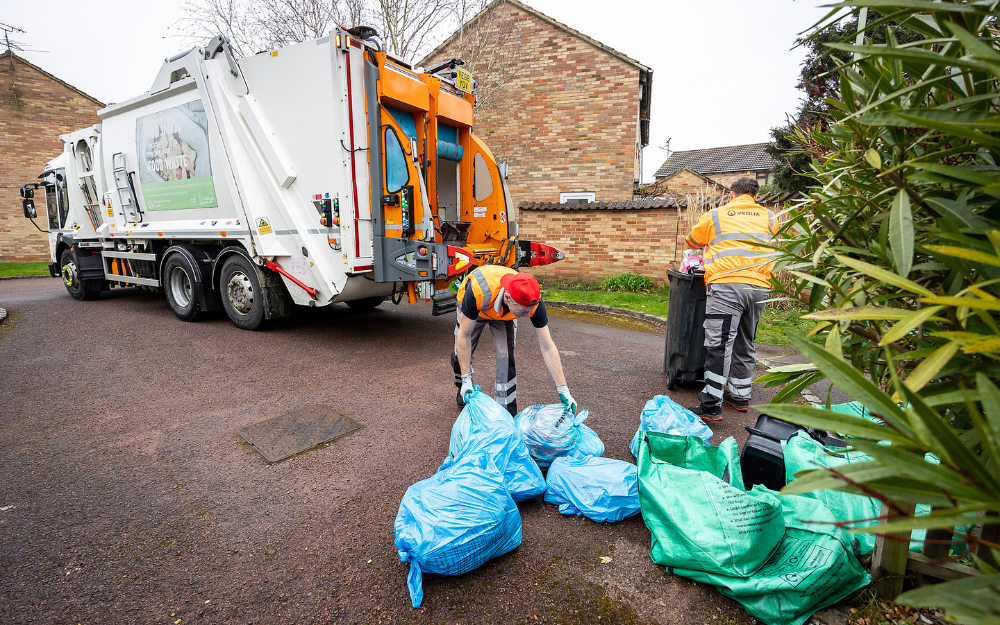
left=872, top=508, right=999, bottom=598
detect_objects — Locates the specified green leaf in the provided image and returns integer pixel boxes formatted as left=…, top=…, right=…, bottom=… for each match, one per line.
left=899, top=384, right=1000, bottom=493
left=803, top=306, right=910, bottom=321
left=758, top=404, right=912, bottom=445
left=923, top=245, right=1000, bottom=268
left=861, top=511, right=986, bottom=534
left=925, top=197, right=992, bottom=228
left=825, top=323, right=844, bottom=361
left=923, top=389, right=981, bottom=407
left=902, top=342, right=960, bottom=394
left=910, top=163, right=1000, bottom=186
left=788, top=335, right=915, bottom=437
left=889, top=191, right=915, bottom=278
left=922, top=296, right=1000, bottom=312
left=847, top=439, right=988, bottom=501
left=772, top=371, right=825, bottom=404
left=881, top=306, right=944, bottom=345
left=835, top=255, right=934, bottom=296
left=978, top=373, right=1000, bottom=451
left=897, top=574, right=1000, bottom=609
left=865, top=148, right=882, bottom=169
left=895, top=111, right=1000, bottom=149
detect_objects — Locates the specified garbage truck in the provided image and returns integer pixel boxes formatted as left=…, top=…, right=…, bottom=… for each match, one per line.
left=18, top=30, right=564, bottom=329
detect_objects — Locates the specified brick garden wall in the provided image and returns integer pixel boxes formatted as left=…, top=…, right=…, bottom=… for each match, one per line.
left=518, top=207, right=702, bottom=284
left=424, top=1, right=643, bottom=206
left=0, top=53, right=102, bottom=261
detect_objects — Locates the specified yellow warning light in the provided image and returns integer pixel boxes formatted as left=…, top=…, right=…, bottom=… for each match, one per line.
left=335, top=34, right=342, bottom=48
left=220, top=231, right=227, bottom=236
left=271, top=51, right=278, bottom=57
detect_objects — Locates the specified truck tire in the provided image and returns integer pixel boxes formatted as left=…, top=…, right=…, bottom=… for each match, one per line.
left=60, top=249, right=101, bottom=301
left=345, top=296, right=384, bottom=311
left=220, top=254, right=266, bottom=330
left=163, top=254, right=202, bottom=322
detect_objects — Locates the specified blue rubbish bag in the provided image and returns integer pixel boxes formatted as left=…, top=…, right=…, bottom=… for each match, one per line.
left=439, top=418, right=546, bottom=502
left=395, top=450, right=522, bottom=608
left=544, top=454, right=640, bottom=523
left=448, top=391, right=514, bottom=460
left=514, top=404, right=605, bottom=470
left=629, top=395, right=713, bottom=458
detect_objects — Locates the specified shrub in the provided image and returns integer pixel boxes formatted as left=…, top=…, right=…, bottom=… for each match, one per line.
left=758, top=3, right=1000, bottom=621
left=598, top=273, right=655, bottom=293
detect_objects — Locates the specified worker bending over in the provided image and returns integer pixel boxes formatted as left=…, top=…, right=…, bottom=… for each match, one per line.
left=452, top=266, right=575, bottom=416
left=685, top=177, right=776, bottom=419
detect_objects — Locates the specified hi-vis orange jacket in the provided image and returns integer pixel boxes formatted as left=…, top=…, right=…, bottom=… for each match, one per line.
left=457, top=265, right=540, bottom=322
left=686, top=194, right=776, bottom=288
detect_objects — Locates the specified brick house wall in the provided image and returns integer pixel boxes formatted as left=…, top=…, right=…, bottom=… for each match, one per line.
left=0, top=52, right=102, bottom=262
left=706, top=171, right=768, bottom=188
left=517, top=200, right=703, bottom=284
left=422, top=0, right=649, bottom=207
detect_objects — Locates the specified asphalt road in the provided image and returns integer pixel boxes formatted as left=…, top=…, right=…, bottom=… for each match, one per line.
left=0, top=277, right=781, bottom=625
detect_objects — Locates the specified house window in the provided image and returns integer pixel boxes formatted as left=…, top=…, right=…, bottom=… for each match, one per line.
left=560, top=192, right=595, bottom=204
left=755, top=171, right=770, bottom=186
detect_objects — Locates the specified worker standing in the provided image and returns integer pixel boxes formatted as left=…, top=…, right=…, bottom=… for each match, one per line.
left=684, top=177, right=776, bottom=420
left=452, top=266, right=575, bottom=417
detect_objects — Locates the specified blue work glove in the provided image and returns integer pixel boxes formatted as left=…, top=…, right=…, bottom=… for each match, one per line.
left=556, top=385, right=576, bottom=414
left=460, top=374, right=476, bottom=400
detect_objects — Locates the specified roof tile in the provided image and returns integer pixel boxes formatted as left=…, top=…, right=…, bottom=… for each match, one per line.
left=654, top=143, right=776, bottom=179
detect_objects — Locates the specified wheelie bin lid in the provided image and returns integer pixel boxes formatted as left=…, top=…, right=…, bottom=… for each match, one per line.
left=666, top=268, right=705, bottom=281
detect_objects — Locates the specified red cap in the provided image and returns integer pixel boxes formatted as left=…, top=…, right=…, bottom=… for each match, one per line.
left=500, top=272, right=541, bottom=306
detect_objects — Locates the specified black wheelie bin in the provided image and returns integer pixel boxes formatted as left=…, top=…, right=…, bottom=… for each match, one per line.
left=663, top=268, right=707, bottom=390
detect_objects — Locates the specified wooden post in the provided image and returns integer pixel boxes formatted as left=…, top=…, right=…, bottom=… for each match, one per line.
left=872, top=501, right=916, bottom=599
left=979, top=512, right=999, bottom=571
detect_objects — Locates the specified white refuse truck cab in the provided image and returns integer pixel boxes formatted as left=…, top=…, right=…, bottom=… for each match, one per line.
left=19, top=31, right=563, bottom=329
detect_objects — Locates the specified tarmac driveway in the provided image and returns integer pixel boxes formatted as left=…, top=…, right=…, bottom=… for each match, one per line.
left=0, top=277, right=778, bottom=625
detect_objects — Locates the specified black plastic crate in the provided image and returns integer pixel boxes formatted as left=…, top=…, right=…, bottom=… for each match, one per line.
left=740, top=414, right=846, bottom=491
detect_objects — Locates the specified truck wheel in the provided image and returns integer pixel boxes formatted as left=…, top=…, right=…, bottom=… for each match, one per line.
left=163, top=254, right=202, bottom=321
left=60, top=249, right=101, bottom=301
left=345, top=296, right=384, bottom=311
left=220, top=255, right=266, bottom=330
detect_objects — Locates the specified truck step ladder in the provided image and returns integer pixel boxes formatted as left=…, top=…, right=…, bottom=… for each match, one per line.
left=111, top=152, right=143, bottom=224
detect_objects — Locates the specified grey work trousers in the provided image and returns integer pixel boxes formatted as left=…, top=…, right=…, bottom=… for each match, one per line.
left=698, top=282, right=769, bottom=409
left=451, top=310, right=519, bottom=415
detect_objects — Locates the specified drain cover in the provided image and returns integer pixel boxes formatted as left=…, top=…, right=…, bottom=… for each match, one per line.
left=238, top=405, right=361, bottom=463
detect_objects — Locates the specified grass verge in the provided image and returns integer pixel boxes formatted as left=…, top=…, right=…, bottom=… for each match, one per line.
left=0, top=262, right=51, bottom=278
left=541, top=285, right=817, bottom=347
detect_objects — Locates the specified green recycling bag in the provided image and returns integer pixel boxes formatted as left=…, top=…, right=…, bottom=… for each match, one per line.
left=637, top=433, right=785, bottom=577
left=783, top=434, right=880, bottom=556
left=672, top=491, right=871, bottom=625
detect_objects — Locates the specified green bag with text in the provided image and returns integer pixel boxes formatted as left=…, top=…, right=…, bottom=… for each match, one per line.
left=637, top=433, right=785, bottom=576
left=783, top=433, right=881, bottom=556
left=672, top=491, right=871, bottom=625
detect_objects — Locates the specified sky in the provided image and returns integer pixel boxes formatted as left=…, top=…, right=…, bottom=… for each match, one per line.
left=3, top=0, right=830, bottom=182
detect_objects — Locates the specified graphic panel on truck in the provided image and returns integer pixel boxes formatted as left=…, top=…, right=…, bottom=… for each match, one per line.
left=135, top=100, right=218, bottom=210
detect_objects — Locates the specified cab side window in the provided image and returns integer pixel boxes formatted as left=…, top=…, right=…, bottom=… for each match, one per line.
left=384, top=127, right=409, bottom=193
left=473, top=153, right=493, bottom=201
left=45, top=185, right=59, bottom=229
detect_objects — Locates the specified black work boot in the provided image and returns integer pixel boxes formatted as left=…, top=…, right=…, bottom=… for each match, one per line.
left=723, top=392, right=749, bottom=412
left=690, top=404, right=723, bottom=421
left=456, top=390, right=466, bottom=408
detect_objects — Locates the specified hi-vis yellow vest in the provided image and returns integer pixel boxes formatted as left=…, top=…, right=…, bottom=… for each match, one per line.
left=457, top=265, right=539, bottom=322
left=686, top=195, right=776, bottom=288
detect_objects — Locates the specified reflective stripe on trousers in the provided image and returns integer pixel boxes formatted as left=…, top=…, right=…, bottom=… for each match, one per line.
left=698, top=282, right=769, bottom=409
left=451, top=309, right=518, bottom=415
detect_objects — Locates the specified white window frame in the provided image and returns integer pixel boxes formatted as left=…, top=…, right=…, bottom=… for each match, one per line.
left=559, top=192, right=595, bottom=204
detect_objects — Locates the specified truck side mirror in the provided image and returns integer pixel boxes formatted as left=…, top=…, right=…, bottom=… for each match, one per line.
left=499, top=162, right=509, bottom=180
left=20, top=186, right=34, bottom=199
left=22, top=198, right=37, bottom=219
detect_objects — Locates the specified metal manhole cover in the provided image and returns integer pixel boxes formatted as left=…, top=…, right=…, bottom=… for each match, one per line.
left=238, top=405, right=362, bottom=463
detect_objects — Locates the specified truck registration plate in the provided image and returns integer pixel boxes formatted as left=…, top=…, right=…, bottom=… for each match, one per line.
left=456, top=67, right=472, bottom=93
